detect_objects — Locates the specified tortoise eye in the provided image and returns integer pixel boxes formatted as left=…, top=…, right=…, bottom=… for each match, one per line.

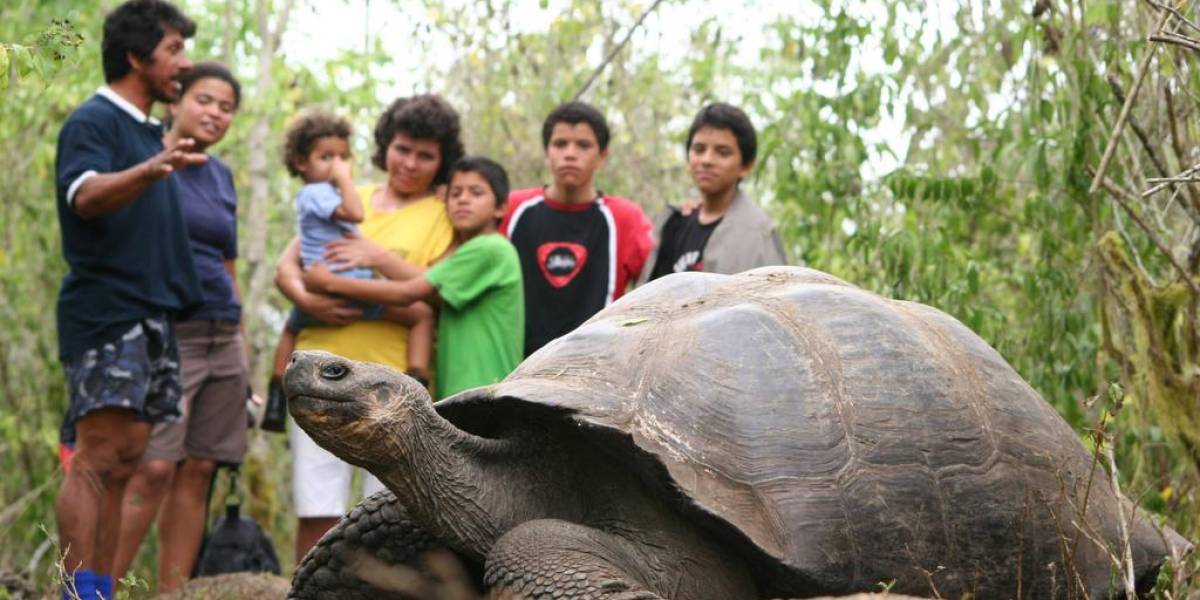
left=320, top=363, right=349, bottom=381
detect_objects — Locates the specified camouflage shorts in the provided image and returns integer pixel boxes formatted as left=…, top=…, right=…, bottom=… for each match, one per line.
left=60, top=316, right=183, bottom=446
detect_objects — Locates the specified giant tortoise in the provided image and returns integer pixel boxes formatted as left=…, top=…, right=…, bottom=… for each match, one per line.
left=285, top=266, right=1189, bottom=599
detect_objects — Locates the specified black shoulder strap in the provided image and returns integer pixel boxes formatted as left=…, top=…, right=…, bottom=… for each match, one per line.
left=192, top=463, right=241, bottom=577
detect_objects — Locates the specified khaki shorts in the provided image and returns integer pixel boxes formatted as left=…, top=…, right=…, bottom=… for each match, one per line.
left=142, top=320, right=248, bottom=464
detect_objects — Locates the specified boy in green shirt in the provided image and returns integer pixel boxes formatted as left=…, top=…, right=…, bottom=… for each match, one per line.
left=303, top=157, right=523, bottom=398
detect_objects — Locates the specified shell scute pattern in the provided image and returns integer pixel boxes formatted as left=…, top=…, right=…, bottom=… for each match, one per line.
left=440, top=267, right=1183, bottom=596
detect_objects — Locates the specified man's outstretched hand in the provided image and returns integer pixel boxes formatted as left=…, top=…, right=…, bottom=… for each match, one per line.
left=144, top=137, right=208, bottom=179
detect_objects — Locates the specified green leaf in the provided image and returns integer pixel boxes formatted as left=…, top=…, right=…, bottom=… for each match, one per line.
left=0, top=45, right=9, bottom=90
left=11, top=45, right=32, bottom=78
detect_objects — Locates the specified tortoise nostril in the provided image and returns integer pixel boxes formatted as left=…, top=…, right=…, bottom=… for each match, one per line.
left=320, top=363, right=349, bottom=381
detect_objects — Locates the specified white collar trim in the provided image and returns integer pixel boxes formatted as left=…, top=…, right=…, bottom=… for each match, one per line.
left=96, top=86, right=161, bottom=125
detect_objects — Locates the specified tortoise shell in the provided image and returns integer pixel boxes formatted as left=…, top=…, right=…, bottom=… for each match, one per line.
left=438, top=266, right=1182, bottom=597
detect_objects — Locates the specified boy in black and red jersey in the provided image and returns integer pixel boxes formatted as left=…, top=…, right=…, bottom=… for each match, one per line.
left=502, top=102, right=653, bottom=356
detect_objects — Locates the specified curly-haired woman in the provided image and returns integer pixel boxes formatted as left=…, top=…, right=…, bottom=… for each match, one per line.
left=271, top=94, right=463, bottom=560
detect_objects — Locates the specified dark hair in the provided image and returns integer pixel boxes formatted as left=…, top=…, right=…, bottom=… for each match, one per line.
left=448, top=156, right=510, bottom=208
left=686, top=102, right=758, bottom=166
left=283, top=111, right=352, bottom=178
left=372, top=94, right=465, bottom=186
left=178, top=61, right=241, bottom=107
left=541, top=101, right=610, bottom=151
left=102, top=0, right=196, bottom=83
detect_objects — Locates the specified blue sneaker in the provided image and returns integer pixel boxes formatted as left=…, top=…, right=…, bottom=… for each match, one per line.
left=95, top=574, right=113, bottom=599
left=63, top=569, right=96, bottom=600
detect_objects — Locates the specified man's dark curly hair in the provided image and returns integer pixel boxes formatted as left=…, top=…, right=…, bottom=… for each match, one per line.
left=283, top=111, right=352, bottom=179
left=372, top=94, right=465, bottom=186
left=102, top=0, right=196, bottom=83
left=541, top=101, right=611, bottom=151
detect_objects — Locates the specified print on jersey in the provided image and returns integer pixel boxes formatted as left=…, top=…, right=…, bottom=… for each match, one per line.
left=673, top=250, right=703, bottom=273
left=537, top=242, right=589, bottom=288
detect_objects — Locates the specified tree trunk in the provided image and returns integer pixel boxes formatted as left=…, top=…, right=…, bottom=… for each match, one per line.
left=243, top=0, right=296, bottom=389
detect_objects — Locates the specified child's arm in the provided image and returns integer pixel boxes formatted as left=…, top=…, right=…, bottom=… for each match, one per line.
left=371, top=239, right=459, bottom=281
left=329, top=158, right=363, bottom=223
left=324, top=237, right=426, bottom=281
left=275, top=238, right=363, bottom=325
left=304, top=262, right=439, bottom=307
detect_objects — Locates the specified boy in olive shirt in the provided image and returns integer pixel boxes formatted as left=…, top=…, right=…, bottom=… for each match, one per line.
left=303, top=157, right=523, bottom=398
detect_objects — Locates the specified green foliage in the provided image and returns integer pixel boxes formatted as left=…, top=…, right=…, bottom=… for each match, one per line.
left=0, top=1, right=101, bottom=582
left=1, top=0, right=1197, bottom=594
left=0, top=16, right=84, bottom=91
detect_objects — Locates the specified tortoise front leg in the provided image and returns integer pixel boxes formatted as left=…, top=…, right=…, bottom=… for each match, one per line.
left=484, top=519, right=665, bottom=600
left=290, top=489, right=480, bottom=599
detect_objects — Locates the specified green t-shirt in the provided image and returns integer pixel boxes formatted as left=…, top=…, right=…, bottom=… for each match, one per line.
left=425, top=233, right=525, bottom=399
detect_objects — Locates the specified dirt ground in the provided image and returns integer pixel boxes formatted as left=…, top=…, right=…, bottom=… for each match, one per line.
left=153, top=572, right=290, bottom=599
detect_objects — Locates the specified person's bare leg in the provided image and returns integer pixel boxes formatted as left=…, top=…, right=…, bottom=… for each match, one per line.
left=56, top=458, right=103, bottom=576
left=273, top=327, right=297, bottom=380
left=156, top=457, right=216, bottom=592
left=94, top=463, right=138, bottom=577
left=56, top=408, right=151, bottom=576
left=296, top=517, right=340, bottom=564
left=404, top=303, right=434, bottom=384
left=113, top=459, right=176, bottom=583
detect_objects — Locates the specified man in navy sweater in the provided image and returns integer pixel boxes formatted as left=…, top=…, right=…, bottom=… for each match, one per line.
left=53, top=1, right=205, bottom=597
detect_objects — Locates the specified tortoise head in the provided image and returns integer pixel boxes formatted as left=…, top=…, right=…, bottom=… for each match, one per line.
left=284, top=350, right=430, bottom=468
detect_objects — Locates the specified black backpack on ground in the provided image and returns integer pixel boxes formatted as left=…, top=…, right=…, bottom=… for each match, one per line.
left=193, top=466, right=282, bottom=577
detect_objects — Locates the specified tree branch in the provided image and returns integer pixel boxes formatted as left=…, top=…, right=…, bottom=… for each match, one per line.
left=269, top=0, right=297, bottom=55
left=1089, top=9, right=1172, bottom=195
left=1146, top=175, right=1200, bottom=183
left=1142, top=161, right=1200, bottom=197
left=1108, top=76, right=1170, bottom=178
left=1149, top=32, right=1200, bottom=53
left=1163, top=85, right=1200, bottom=214
left=1142, top=0, right=1200, bottom=35
left=222, top=0, right=235, bottom=65
left=571, top=0, right=668, bottom=102
left=1098, top=173, right=1200, bottom=299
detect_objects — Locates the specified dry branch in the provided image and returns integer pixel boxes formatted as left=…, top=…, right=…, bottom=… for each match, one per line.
left=1149, top=32, right=1200, bottom=53
left=1142, top=162, right=1200, bottom=197
left=572, top=0, right=668, bottom=101
left=1089, top=9, right=1172, bottom=195
left=1108, top=77, right=1170, bottom=178
left=1097, top=174, right=1200, bottom=302
left=1163, top=86, right=1200, bottom=214
left=1143, top=0, right=1200, bottom=35
left=1104, top=441, right=1138, bottom=599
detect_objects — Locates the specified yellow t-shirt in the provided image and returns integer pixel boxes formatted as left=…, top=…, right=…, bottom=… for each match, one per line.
left=295, top=186, right=452, bottom=369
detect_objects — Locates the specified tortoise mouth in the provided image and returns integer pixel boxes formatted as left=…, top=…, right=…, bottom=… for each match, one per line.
left=291, top=392, right=353, bottom=405
left=288, top=394, right=367, bottom=427
left=289, top=394, right=359, bottom=413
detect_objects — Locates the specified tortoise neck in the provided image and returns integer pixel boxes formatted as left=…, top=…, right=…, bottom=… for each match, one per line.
left=379, top=397, right=547, bottom=560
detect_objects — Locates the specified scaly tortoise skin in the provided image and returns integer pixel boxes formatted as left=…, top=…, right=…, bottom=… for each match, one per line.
left=287, top=266, right=1189, bottom=599
left=290, top=488, right=482, bottom=599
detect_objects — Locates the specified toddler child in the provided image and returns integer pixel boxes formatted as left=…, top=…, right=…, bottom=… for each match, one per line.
left=282, top=110, right=433, bottom=384
left=303, top=156, right=523, bottom=399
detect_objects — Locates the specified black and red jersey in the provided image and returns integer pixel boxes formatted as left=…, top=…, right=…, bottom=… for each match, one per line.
left=502, top=188, right=653, bottom=356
